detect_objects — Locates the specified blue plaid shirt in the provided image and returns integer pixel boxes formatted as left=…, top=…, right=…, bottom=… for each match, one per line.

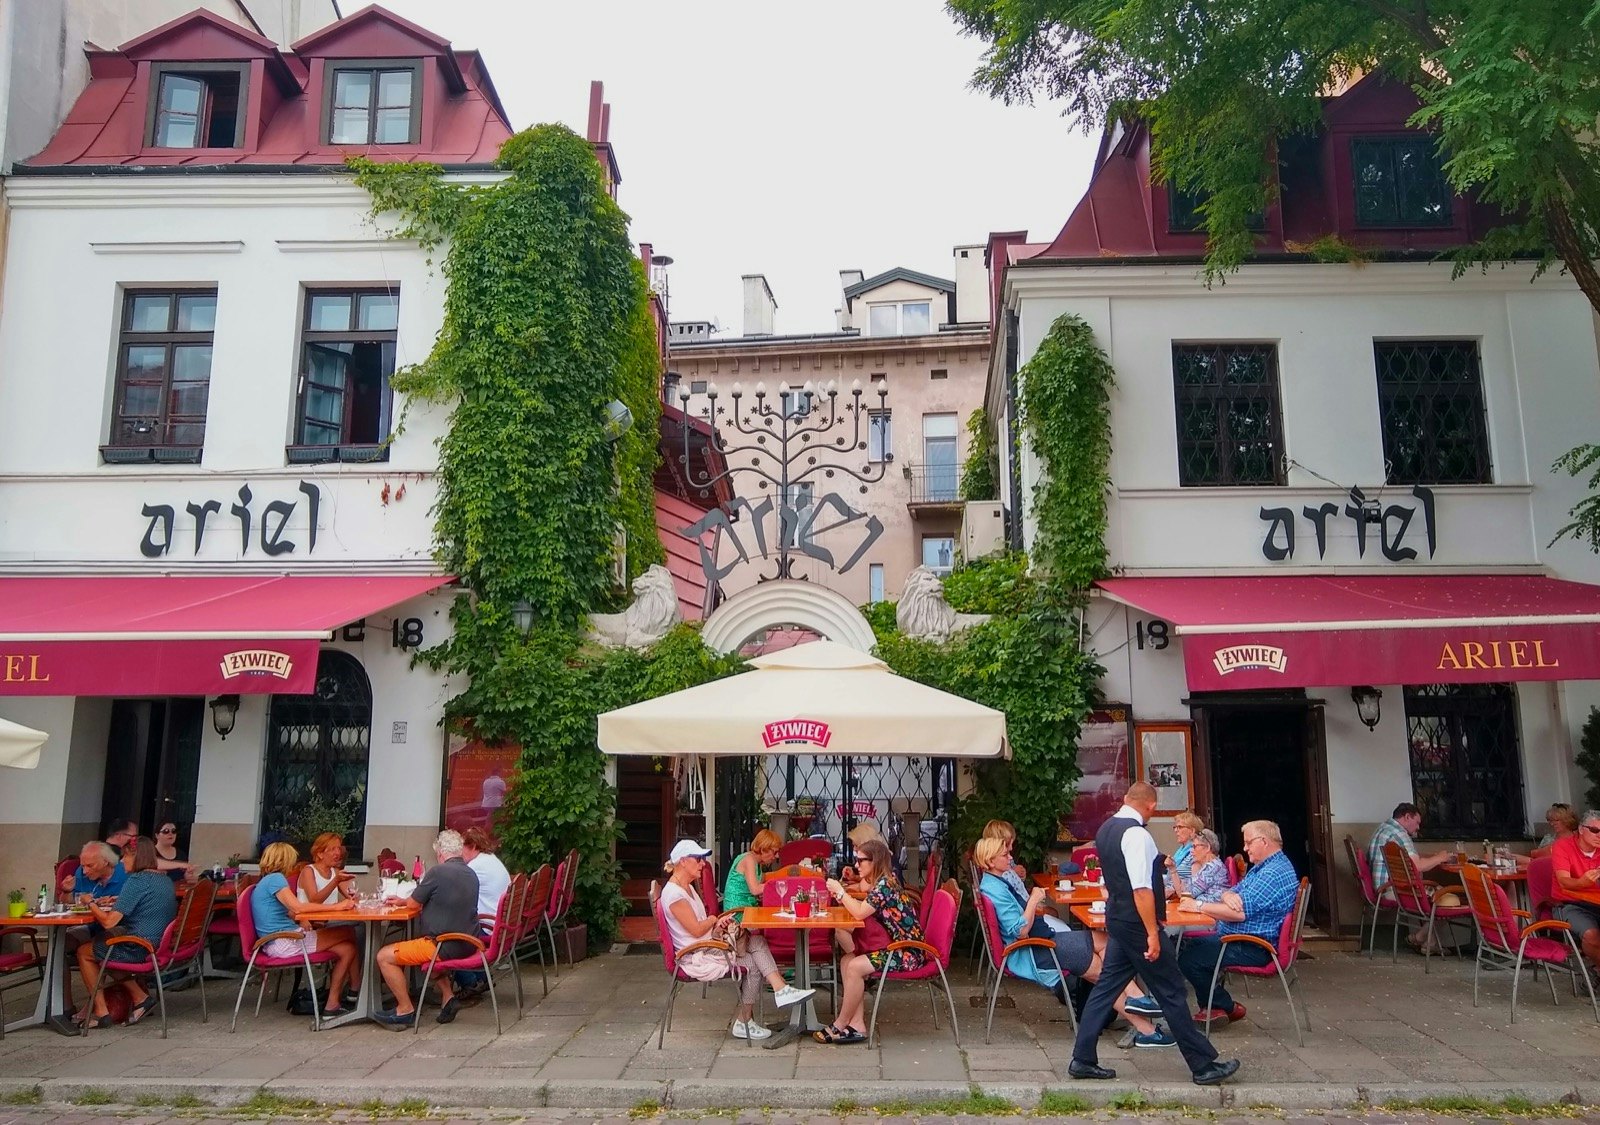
left=1367, top=817, right=1416, bottom=895
left=1216, top=849, right=1298, bottom=944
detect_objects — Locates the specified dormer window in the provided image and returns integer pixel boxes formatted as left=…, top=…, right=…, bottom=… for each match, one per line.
left=869, top=301, right=931, bottom=336
left=1352, top=136, right=1453, bottom=227
left=149, top=64, right=246, bottom=148
left=326, top=62, right=420, bottom=145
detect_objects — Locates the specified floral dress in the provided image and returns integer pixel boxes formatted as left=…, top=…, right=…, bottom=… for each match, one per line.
left=864, top=876, right=926, bottom=973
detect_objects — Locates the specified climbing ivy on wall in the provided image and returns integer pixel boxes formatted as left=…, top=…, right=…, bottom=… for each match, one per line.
left=1017, top=314, right=1114, bottom=590
left=869, top=554, right=1103, bottom=872
left=349, top=125, right=668, bottom=943
left=959, top=407, right=999, bottom=502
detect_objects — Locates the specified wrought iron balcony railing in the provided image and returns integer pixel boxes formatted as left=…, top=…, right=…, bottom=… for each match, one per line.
left=905, top=462, right=963, bottom=506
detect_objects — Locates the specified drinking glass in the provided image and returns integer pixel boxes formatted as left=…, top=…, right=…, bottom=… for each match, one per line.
left=816, top=886, right=831, bottom=910
left=775, top=879, right=789, bottom=907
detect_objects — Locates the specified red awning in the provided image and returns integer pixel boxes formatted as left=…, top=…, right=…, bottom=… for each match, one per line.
left=1096, top=574, right=1600, bottom=692
left=0, top=575, right=452, bottom=697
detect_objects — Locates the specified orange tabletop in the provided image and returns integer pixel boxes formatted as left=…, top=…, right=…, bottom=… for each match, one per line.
left=1048, top=883, right=1107, bottom=906
left=176, top=882, right=237, bottom=900
left=1071, top=903, right=1215, bottom=932
left=740, top=905, right=861, bottom=930
left=1557, top=886, right=1600, bottom=907
left=1443, top=862, right=1527, bottom=883
left=0, top=912, right=91, bottom=927
left=312, top=900, right=422, bottom=924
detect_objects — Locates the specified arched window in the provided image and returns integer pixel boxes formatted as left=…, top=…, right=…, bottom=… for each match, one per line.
left=261, top=650, right=372, bottom=855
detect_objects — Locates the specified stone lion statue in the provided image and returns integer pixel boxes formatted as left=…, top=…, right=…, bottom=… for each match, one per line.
left=588, top=564, right=682, bottom=649
left=896, top=566, right=990, bottom=642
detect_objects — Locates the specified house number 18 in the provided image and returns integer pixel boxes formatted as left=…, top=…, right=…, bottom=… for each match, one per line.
left=1135, top=619, right=1171, bottom=650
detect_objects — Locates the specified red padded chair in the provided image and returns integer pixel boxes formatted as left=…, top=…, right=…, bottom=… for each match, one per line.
left=974, top=886, right=1073, bottom=1042
left=411, top=880, right=518, bottom=1034
left=759, top=875, right=830, bottom=971
left=0, top=923, right=44, bottom=1041
left=543, top=849, right=580, bottom=968
left=1225, top=855, right=1245, bottom=886
left=516, top=864, right=555, bottom=996
left=1461, top=862, right=1599, bottom=1022
left=1070, top=845, right=1099, bottom=871
left=912, top=850, right=943, bottom=931
left=86, top=878, right=216, bottom=1039
left=1527, top=857, right=1557, bottom=922
left=1344, top=834, right=1395, bottom=956
left=55, top=856, right=79, bottom=893
left=698, top=859, right=721, bottom=915
left=205, top=874, right=257, bottom=977
left=1201, top=877, right=1312, bottom=1045
left=778, top=839, right=831, bottom=868
left=649, top=880, right=752, bottom=1049
left=867, top=882, right=960, bottom=1047
left=484, top=873, right=528, bottom=1014
left=228, top=880, right=340, bottom=1032
left=1383, top=841, right=1471, bottom=970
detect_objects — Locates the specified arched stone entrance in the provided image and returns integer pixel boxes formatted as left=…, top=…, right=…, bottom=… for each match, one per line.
left=700, top=580, right=876, bottom=655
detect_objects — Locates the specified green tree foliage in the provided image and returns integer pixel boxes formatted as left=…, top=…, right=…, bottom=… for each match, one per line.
left=348, top=124, right=670, bottom=942
left=959, top=407, right=999, bottom=502
left=947, top=0, right=1600, bottom=316
left=1017, top=315, right=1113, bottom=590
left=870, top=558, right=1102, bottom=871
left=1576, top=707, right=1600, bottom=812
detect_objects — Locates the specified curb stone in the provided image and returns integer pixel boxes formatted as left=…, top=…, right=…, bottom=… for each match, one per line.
left=1227, top=1083, right=1364, bottom=1111
left=1359, top=1081, right=1583, bottom=1107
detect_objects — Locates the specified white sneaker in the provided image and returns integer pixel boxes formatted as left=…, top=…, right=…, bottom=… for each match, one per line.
left=731, top=1018, right=772, bottom=1040
left=772, top=984, right=816, bottom=1008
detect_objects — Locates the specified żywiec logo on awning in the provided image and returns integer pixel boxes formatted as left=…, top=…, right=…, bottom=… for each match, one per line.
left=1212, top=644, right=1288, bottom=676
left=220, top=649, right=295, bottom=680
left=762, top=719, right=832, bottom=749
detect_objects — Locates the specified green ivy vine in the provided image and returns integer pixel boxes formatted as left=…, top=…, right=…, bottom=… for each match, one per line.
left=868, top=553, right=1103, bottom=872
left=1017, top=314, right=1114, bottom=590
left=348, top=124, right=669, bottom=943
left=959, top=407, right=998, bottom=501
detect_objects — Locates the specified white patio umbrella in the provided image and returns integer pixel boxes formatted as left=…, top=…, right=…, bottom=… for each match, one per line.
left=598, top=640, right=1008, bottom=759
left=0, top=715, right=48, bottom=769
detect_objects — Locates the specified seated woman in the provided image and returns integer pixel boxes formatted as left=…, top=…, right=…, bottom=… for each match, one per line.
left=817, top=838, right=924, bottom=1045
left=153, top=822, right=193, bottom=883
left=75, top=836, right=177, bottom=1029
left=1164, top=811, right=1204, bottom=891
left=252, top=842, right=361, bottom=1015
left=660, top=840, right=813, bottom=1041
left=1532, top=803, right=1579, bottom=860
left=721, top=829, right=782, bottom=916
left=975, top=836, right=1171, bottom=1047
left=981, top=819, right=1029, bottom=879
left=1172, top=829, right=1229, bottom=903
left=296, top=832, right=363, bottom=993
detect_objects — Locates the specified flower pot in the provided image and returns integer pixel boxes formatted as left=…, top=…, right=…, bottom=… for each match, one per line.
left=7, top=902, right=26, bottom=918
left=793, top=900, right=812, bottom=919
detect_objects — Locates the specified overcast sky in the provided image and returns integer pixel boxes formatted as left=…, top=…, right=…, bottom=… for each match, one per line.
left=379, top=0, right=1098, bottom=335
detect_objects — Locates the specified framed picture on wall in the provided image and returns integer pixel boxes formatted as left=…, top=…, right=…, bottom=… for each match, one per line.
left=1134, top=721, right=1194, bottom=816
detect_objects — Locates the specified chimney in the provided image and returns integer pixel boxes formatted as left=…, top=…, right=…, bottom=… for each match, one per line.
left=952, top=244, right=988, bottom=324
left=836, top=269, right=865, bottom=330
left=742, top=274, right=777, bottom=337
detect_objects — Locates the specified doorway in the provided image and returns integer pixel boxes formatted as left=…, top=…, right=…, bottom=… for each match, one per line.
left=1200, top=700, right=1336, bottom=930
left=262, top=650, right=372, bottom=856
left=100, top=698, right=204, bottom=854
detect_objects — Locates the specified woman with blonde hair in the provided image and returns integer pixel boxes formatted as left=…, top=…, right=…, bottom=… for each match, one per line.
left=1167, top=812, right=1204, bottom=885
left=252, top=842, right=360, bottom=1015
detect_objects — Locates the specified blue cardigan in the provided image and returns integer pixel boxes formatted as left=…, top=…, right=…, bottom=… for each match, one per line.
left=980, top=871, right=1061, bottom=989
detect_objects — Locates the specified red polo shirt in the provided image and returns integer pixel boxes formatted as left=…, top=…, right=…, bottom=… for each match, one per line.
left=1550, top=834, right=1600, bottom=902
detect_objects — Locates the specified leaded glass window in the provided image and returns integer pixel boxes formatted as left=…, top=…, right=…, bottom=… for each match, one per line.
left=262, top=651, right=372, bottom=855
left=1405, top=683, right=1524, bottom=839
left=1172, top=343, right=1285, bottom=486
left=1352, top=136, right=1452, bottom=227
left=1376, top=341, right=1491, bottom=484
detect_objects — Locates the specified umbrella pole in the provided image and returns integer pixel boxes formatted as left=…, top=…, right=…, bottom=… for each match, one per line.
left=705, top=758, right=718, bottom=860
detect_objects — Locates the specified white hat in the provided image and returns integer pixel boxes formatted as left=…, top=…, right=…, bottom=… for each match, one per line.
left=668, top=839, right=712, bottom=864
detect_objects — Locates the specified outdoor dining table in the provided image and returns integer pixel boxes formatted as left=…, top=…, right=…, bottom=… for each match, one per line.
left=302, top=898, right=421, bottom=1030
left=1070, top=902, right=1216, bottom=933
left=1045, top=881, right=1107, bottom=906
left=1443, top=861, right=1530, bottom=910
left=738, top=904, right=860, bottom=1050
left=0, top=910, right=93, bottom=1036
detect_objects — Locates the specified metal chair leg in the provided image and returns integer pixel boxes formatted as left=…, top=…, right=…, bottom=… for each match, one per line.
left=984, top=976, right=1004, bottom=1043
left=657, top=979, right=678, bottom=1048
left=1568, top=934, right=1600, bottom=1024
left=480, top=953, right=501, bottom=1036
left=152, top=963, right=168, bottom=1039
left=1511, top=948, right=1525, bottom=1023
left=1271, top=961, right=1303, bottom=1047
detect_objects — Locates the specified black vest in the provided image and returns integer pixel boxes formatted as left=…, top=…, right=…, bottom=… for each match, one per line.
left=1095, top=813, right=1167, bottom=928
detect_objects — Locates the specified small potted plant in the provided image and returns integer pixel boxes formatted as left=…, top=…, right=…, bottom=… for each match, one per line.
left=791, top=884, right=813, bottom=919
left=7, top=889, right=26, bottom=918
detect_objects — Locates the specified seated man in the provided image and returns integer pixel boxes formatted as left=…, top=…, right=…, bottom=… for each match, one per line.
left=61, top=841, right=129, bottom=904
left=1176, top=819, right=1298, bottom=1025
left=374, top=829, right=481, bottom=1030
left=1368, top=802, right=1450, bottom=949
left=1550, top=808, right=1600, bottom=973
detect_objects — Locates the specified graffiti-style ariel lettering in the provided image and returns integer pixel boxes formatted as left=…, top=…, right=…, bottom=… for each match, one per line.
left=1258, top=507, right=1295, bottom=562
left=136, top=482, right=322, bottom=559
left=1260, top=485, right=1438, bottom=563
left=680, top=491, right=882, bottom=583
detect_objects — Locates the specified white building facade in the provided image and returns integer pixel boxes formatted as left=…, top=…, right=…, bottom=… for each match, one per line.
left=989, top=77, right=1600, bottom=932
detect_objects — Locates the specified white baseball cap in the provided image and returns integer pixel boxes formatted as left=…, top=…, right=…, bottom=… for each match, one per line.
left=668, top=839, right=712, bottom=864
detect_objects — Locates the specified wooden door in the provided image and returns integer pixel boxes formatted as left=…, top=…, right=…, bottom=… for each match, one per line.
left=1302, top=704, right=1338, bottom=932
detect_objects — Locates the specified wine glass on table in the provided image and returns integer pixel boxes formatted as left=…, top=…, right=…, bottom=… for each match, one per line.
left=775, top=879, right=789, bottom=910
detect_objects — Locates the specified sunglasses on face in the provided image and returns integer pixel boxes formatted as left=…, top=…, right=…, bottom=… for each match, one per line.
left=1582, top=825, right=1600, bottom=835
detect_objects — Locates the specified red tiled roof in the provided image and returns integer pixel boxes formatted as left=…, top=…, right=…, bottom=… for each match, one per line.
left=656, top=491, right=718, bottom=622
left=20, top=4, right=512, bottom=170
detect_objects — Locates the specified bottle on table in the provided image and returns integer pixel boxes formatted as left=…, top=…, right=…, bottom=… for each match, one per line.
left=412, top=855, right=424, bottom=880
left=35, top=883, right=48, bottom=913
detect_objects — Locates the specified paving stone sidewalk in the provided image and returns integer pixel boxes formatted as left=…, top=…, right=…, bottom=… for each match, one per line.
left=5, top=943, right=1600, bottom=1112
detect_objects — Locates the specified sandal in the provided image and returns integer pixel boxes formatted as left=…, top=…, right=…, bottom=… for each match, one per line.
left=81, top=1015, right=114, bottom=1030
left=811, top=1024, right=846, bottom=1044
left=127, top=995, right=159, bottom=1025
left=832, top=1027, right=867, bottom=1045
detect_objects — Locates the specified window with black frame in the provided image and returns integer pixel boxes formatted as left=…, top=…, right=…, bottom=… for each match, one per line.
left=1171, top=342, right=1286, bottom=486
left=291, top=289, right=398, bottom=462
left=1404, top=683, right=1525, bottom=839
left=1352, top=136, right=1453, bottom=227
left=1375, top=340, right=1491, bottom=484
left=105, top=289, right=217, bottom=463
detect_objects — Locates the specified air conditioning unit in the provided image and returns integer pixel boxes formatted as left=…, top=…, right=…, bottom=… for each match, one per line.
left=962, top=501, right=1004, bottom=560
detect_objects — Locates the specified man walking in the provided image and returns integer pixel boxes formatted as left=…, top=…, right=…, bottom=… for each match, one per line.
left=1069, top=782, right=1239, bottom=1086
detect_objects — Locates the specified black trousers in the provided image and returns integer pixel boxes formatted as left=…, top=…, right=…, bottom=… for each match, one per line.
left=1071, top=919, right=1219, bottom=1074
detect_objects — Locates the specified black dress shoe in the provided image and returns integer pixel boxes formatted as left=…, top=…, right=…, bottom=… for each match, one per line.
left=1068, top=1060, right=1116, bottom=1080
left=1191, top=1058, right=1240, bottom=1086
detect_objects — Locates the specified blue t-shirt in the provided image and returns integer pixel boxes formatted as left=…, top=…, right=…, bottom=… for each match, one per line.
left=251, top=872, right=300, bottom=938
left=72, top=862, right=129, bottom=899
left=113, top=871, right=176, bottom=950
